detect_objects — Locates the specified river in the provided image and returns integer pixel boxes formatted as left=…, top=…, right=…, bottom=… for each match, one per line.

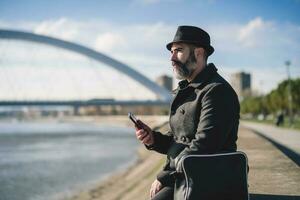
left=0, top=119, right=139, bottom=200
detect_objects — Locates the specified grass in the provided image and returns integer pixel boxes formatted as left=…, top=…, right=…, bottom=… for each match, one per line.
left=243, top=117, right=300, bottom=130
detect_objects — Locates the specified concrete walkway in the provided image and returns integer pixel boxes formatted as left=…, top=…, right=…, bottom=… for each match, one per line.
left=238, top=123, right=300, bottom=199
left=241, top=121, right=300, bottom=154
left=241, top=121, right=300, bottom=166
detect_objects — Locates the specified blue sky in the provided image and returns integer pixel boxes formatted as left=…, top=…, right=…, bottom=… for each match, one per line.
left=1, top=0, right=300, bottom=24
left=0, top=0, right=300, bottom=98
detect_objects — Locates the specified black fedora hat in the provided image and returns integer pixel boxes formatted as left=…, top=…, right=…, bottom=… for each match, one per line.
left=166, top=26, right=214, bottom=56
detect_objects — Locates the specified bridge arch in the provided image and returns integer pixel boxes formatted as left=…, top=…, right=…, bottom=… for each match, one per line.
left=0, top=29, right=172, bottom=102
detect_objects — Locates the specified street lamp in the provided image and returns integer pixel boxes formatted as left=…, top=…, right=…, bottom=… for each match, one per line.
left=285, top=60, right=293, bottom=126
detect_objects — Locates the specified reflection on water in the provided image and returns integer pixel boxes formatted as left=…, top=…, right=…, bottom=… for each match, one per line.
left=0, top=120, right=138, bottom=200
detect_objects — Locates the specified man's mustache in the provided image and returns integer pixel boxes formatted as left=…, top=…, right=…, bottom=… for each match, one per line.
left=172, top=60, right=183, bottom=67
left=171, top=59, right=189, bottom=75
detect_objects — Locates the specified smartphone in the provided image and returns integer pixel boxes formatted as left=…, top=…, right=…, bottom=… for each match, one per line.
left=128, top=112, right=142, bottom=128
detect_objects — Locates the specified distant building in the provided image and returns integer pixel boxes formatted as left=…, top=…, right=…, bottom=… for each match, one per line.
left=156, top=75, right=173, bottom=91
left=230, top=72, right=251, bottom=100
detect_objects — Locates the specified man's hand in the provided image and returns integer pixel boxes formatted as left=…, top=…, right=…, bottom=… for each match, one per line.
left=150, top=179, right=163, bottom=199
left=135, top=120, right=154, bottom=146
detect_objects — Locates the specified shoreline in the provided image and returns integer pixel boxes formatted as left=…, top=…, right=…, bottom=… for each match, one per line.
left=64, top=115, right=169, bottom=200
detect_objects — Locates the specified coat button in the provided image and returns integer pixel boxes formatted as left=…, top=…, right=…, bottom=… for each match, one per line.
left=181, top=136, right=186, bottom=142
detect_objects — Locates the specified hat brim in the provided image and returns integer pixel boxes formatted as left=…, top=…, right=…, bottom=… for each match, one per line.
left=166, top=40, right=214, bottom=56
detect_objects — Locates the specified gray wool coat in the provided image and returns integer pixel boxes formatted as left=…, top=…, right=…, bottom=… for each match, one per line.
left=147, top=63, right=240, bottom=186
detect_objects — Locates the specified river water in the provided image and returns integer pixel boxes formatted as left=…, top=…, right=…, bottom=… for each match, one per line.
left=0, top=119, right=139, bottom=200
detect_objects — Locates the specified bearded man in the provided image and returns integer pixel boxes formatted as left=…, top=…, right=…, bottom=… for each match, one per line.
left=135, top=26, right=240, bottom=200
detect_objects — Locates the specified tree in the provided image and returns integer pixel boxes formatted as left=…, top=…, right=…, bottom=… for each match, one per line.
left=240, top=78, right=300, bottom=116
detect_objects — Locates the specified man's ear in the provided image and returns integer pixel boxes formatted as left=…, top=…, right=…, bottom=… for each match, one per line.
left=194, top=47, right=205, bottom=60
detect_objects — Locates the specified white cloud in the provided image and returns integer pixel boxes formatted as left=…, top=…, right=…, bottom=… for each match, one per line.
left=34, top=18, right=79, bottom=40
left=208, top=17, right=300, bottom=94
left=210, top=17, right=276, bottom=51
left=0, top=65, right=157, bottom=101
left=210, top=18, right=300, bottom=67
left=237, top=17, right=272, bottom=47
left=208, top=23, right=241, bottom=52
left=90, top=22, right=174, bottom=74
left=94, top=32, right=126, bottom=53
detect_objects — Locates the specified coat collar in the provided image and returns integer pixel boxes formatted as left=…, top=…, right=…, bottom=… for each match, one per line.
left=176, top=63, right=218, bottom=90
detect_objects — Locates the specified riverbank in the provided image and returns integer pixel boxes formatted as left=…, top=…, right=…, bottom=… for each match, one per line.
left=65, top=115, right=168, bottom=200
left=67, top=146, right=165, bottom=200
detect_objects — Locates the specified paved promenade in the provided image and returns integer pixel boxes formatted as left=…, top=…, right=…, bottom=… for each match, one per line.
left=242, top=121, right=300, bottom=154
left=239, top=122, right=300, bottom=199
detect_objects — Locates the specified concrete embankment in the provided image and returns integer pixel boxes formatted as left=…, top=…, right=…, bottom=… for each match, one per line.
left=67, top=118, right=300, bottom=200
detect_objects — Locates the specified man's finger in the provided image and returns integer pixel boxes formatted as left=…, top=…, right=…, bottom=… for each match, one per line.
left=142, top=134, right=151, bottom=144
left=137, top=132, right=147, bottom=141
left=155, top=182, right=162, bottom=194
left=154, top=186, right=160, bottom=195
left=141, top=132, right=149, bottom=140
left=150, top=184, right=155, bottom=198
left=137, top=135, right=143, bottom=141
left=142, top=135, right=150, bottom=144
left=136, top=129, right=146, bottom=138
left=136, top=130, right=149, bottom=141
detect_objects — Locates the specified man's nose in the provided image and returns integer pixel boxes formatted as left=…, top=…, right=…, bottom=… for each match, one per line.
left=170, top=52, right=177, bottom=61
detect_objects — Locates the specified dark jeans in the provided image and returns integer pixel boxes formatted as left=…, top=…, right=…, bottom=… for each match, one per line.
left=151, top=186, right=174, bottom=200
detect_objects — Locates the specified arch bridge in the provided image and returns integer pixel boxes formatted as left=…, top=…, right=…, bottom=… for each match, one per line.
left=0, top=29, right=172, bottom=107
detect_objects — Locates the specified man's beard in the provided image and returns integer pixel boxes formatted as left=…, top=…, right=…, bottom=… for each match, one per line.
left=172, top=53, right=197, bottom=80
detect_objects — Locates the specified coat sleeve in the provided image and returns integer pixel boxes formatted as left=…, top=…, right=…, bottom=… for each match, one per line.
left=175, top=83, right=240, bottom=164
left=146, top=130, right=174, bottom=154
left=146, top=131, right=176, bottom=186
